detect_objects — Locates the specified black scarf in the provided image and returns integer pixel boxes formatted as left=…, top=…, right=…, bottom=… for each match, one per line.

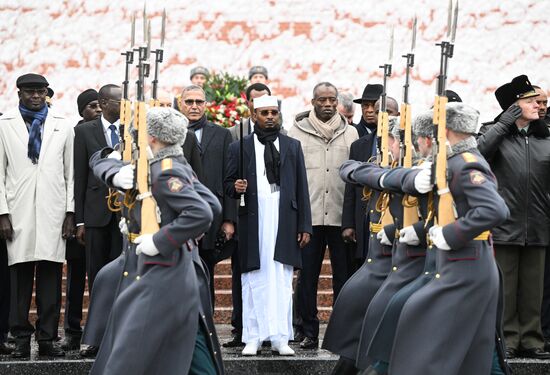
left=254, top=126, right=280, bottom=186
left=188, top=115, right=207, bottom=132
left=358, top=117, right=377, bottom=133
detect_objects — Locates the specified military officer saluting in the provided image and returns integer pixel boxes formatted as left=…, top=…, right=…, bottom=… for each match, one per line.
left=89, top=107, right=223, bottom=375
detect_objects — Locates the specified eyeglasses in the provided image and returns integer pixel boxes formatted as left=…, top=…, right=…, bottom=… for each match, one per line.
left=21, top=88, right=48, bottom=96
left=184, top=99, right=206, bottom=106
left=315, top=97, right=337, bottom=104
left=258, top=109, right=279, bottom=116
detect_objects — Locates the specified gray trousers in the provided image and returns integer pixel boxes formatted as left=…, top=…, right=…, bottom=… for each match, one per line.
left=495, top=245, right=545, bottom=350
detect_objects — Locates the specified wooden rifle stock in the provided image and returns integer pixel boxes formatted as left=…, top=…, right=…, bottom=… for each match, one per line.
left=433, top=95, right=455, bottom=226
left=400, top=103, right=419, bottom=227
left=134, top=100, right=160, bottom=234
left=120, top=99, right=133, bottom=161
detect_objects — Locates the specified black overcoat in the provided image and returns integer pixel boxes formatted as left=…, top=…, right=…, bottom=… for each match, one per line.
left=224, top=133, right=312, bottom=272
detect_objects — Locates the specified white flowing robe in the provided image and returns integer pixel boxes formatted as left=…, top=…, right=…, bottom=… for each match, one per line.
left=0, top=109, right=74, bottom=266
left=242, top=135, right=294, bottom=344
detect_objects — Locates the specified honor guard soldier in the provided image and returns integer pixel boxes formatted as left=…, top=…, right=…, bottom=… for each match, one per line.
left=89, top=107, right=223, bottom=375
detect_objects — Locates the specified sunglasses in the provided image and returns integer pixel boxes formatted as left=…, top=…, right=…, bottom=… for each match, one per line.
left=258, top=109, right=280, bottom=116
left=21, top=88, right=48, bottom=96
left=184, top=99, right=206, bottom=106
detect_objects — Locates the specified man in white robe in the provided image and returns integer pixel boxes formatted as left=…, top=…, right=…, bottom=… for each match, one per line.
left=226, top=95, right=312, bottom=356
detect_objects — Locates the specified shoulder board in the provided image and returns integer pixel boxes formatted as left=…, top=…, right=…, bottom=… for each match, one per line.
left=461, top=152, right=478, bottom=163
left=161, top=158, right=173, bottom=171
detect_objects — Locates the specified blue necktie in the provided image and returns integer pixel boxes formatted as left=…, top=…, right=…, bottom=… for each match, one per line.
left=109, top=124, right=119, bottom=148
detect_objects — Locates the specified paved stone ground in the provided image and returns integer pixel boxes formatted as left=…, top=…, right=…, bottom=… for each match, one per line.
left=1, top=325, right=550, bottom=374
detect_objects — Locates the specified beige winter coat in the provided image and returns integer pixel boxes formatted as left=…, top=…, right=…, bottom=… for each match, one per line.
left=288, top=111, right=358, bottom=226
left=0, top=109, right=74, bottom=265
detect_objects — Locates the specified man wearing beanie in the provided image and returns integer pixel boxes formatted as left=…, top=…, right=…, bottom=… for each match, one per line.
left=77, top=88, right=102, bottom=124
left=225, top=95, right=312, bottom=356
left=356, top=102, right=508, bottom=375
left=179, top=84, right=236, bottom=305
left=289, top=82, right=358, bottom=349
left=0, top=73, right=75, bottom=358
left=89, top=107, right=223, bottom=375
left=248, top=65, right=269, bottom=84
left=478, top=75, right=550, bottom=360
left=59, top=88, right=102, bottom=353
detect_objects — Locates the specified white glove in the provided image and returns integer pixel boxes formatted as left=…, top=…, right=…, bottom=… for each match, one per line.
left=108, top=150, right=122, bottom=160
left=428, top=225, right=451, bottom=250
left=118, top=217, right=128, bottom=236
left=399, top=225, right=420, bottom=245
left=413, top=163, right=433, bottom=194
left=135, top=234, right=160, bottom=256
left=112, top=164, right=134, bottom=190
left=377, top=230, right=392, bottom=246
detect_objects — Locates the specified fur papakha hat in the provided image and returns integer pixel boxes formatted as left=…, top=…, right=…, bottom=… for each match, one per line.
left=413, top=110, right=434, bottom=138
left=147, top=107, right=188, bottom=145
left=445, top=102, right=480, bottom=135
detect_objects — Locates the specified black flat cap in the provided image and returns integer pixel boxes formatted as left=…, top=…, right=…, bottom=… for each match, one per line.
left=495, top=75, right=539, bottom=111
left=16, top=73, right=49, bottom=88
left=353, top=84, right=383, bottom=103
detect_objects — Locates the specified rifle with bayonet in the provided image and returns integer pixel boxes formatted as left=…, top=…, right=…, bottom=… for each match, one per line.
left=149, top=9, right=166, bottom=108
left=375, top=28, right=395, bottom=228
left=120, top=12, right=136, bottom=162
left=431, top=0, right=459, bottom=226
left=400, top=17, right=419, bottom=227
left=134, top=5, right=159, bottom=235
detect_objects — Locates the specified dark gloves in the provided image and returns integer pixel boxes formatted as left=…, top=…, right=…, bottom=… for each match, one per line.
left=499, top=104, right=522, bottom=127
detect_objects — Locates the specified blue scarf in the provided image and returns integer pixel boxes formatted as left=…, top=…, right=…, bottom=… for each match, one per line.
left=19, top=103, right=48, bottom=164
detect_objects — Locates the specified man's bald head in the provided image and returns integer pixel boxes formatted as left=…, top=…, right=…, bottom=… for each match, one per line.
left=374, top=97, right=400, bottom=117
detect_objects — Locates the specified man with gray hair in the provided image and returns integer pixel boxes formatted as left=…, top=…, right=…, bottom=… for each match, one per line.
left=337, top=92, right=356, bottom=125
left=180, top=85, right=236, bottom=304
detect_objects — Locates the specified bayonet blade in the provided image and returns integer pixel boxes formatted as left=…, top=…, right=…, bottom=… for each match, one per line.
left=130, top=13, right=135, bottom=47
left=446, top=0, right=452, bottom=40
left=451, top=0, right=459, bottom=43
left=388, top=27, right=394, bottom=63
left=146, top=20, right=151, bottom=60
left=142, top=2, right=147, bottom=43
left=161, top=9, right=166, bottom=48
left=411, top=16, right=417, bottom=53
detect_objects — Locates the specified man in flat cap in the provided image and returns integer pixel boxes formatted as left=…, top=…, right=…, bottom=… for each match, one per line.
left=226, top=95, right=312, bottom=356
left=248, top=66, right=269, bottom=84
left=0, top=73, right=75, bottom=357
left=478, top=75, right=550, bottom=360
left=89, top=107, right=223, bottom=375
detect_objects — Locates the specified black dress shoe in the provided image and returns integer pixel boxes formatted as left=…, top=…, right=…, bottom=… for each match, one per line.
left=291, top=331, right=305, bottom=343
left=38, top=341, right=65, bottom=357
left=11, top=340, right=30, bottom=359
left=0, top=342, right=14, bottom=355
left=521, top=347, right=550, bottom=359
left=80, top=345, right=99, bottom=358
left=505, top=348, right=517, bottom=359
left=60, top=335, right=81, bottom=351
left=222, top=336, right=245, bottom=348
left=299, top=336, right=319, bottom=349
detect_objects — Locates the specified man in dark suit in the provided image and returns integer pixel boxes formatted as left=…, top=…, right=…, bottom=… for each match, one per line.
left=180, top=85, right=237, bottom=304
left=353, top=84, right=383, bottom=138
left=74, top=84, right=123, bottom=292
left=60, top=88, right=102, bottom=352
left=341, top=95, right=399, bottom=268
